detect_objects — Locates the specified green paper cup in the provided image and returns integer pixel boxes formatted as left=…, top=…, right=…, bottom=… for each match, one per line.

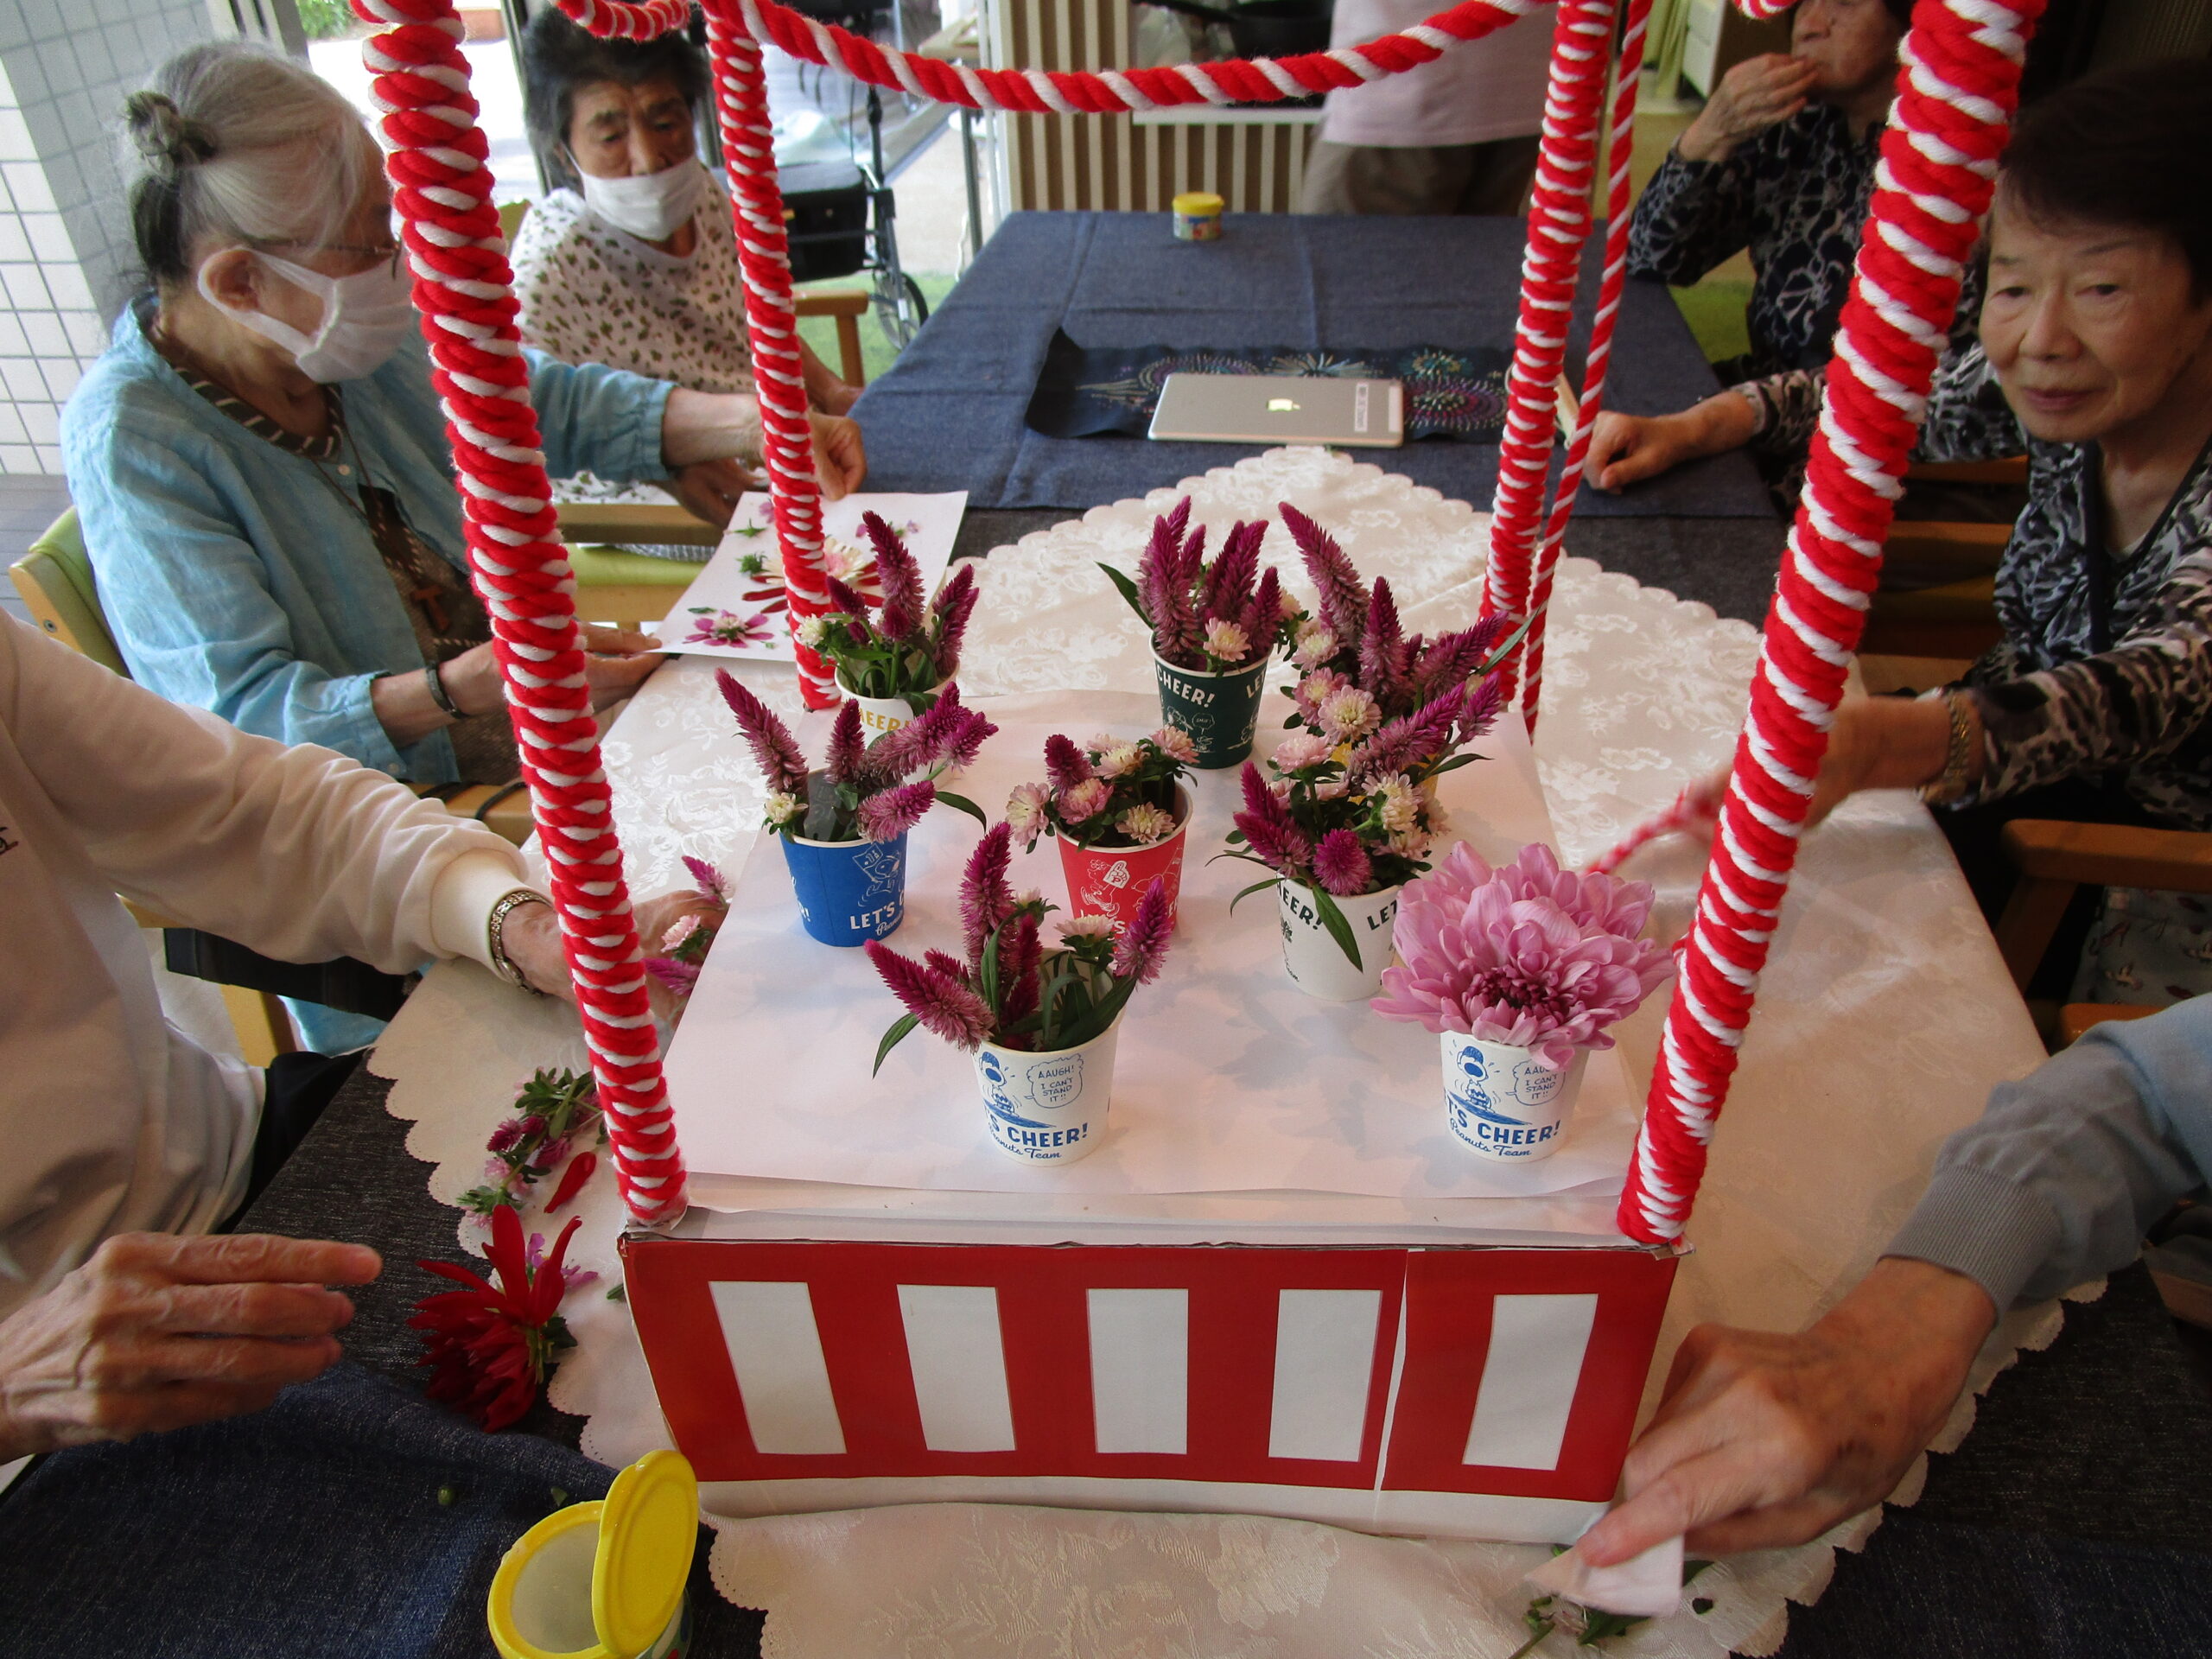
left=1153, top=652, right=1268, bottom=769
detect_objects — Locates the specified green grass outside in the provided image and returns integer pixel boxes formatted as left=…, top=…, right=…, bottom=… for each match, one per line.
left=1669, top=280, right=1753, bottom=367
left=797, top=273, right=960, bottom=389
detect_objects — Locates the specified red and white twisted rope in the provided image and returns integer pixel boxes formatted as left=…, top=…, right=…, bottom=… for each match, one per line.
left=1516, top=0, right=1652, bottom=731
left=357, top=0, right=687, bottom=1224
left=1618, top=0, right=2044, bottom=1246
left=1474, top=0, right=1617, bottom=702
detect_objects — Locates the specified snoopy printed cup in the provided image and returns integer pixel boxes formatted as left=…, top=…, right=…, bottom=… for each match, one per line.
left=842, top=673, right=951, bottom=739
left=1440, top=1033, right=1589, bottom=1164
left=780, top=830, right=909, bottom=946
left=1153, top=652, right=1268, bottom=769
left=1277, top=880, right=1401, bottom=1001
left=973, top=1021, right=1121, bottom=1164
left=1056, top=785, right=1190, bottom=934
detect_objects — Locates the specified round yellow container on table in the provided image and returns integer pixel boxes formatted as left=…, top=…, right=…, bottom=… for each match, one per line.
left=488, top=1450, right=698, bottom=1659
left=1171, top=191, right=1224, bottom=241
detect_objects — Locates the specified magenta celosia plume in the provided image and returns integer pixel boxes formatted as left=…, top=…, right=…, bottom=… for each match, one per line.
left=856, top=780, right=936, bottom=842
left=931, top=563, right=979, bottom=679
left=715, top=670, right=809, bottom=798
left=863, top=510, right=927, bottom=644
left=1373, top=842, right=1671, bottom=1069
left=864, top=939, right=997, bottom=1049
left=1109, top=878, right=1173, bottom=985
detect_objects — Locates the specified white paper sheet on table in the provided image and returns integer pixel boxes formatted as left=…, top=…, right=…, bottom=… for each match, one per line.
left=662, top=690, right=1637, bottom=1200
left=647, top=490, right=966, bottom=662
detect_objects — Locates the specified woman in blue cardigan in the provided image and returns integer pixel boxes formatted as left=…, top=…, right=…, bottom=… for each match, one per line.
left=63, top=41, right=863, bottom=790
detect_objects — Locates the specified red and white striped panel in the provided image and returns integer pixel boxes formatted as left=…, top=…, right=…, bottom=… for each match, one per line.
left=624, top=1238, right=1675, bottom=1535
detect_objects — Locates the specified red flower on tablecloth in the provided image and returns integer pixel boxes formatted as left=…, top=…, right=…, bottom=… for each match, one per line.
left=681, top=607, right=774, bottom=649
left=410, top=1205, right=582, bottom=1431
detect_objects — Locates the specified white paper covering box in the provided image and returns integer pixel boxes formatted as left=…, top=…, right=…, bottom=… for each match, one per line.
left=620, top=1236, right=1676, bottom=1543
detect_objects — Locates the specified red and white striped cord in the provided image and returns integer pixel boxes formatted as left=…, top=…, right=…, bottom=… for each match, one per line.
left=1475, top=0, right=1617, bottom=702
left=1516, top=0, right=1652, bottom=731
left=357, top=0, right=687, bottom=1224
left=1618, top=0, right=2044, bottom=1246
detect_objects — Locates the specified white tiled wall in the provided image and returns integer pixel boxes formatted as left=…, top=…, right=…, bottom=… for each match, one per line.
left=0, top=0, right=213, bottom=475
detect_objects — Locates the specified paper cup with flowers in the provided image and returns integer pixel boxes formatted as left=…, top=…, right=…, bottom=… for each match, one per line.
left=866, top=823, right=1173, bottom=1164
left=1007, top=726, right=1198, bottom=933
left=802, top=510, right=981, bottom=737
left=1097, top=497, right=1300, bottom=768
left=716, top=669, right=995, bottom=947
left=1220, top=503, right=1526, bottom=999
left=1374, top=842, right=1674, bottom=1163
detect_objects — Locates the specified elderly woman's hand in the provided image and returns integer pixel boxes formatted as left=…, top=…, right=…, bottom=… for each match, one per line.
left=810, top=412, right=866, bottom=500
left=666, top=457, right=759, bottom=529
left=1681, top=695, right=1971, bottom=831
left=0, top=1233, right=379, bottom=1462
left=580, top=625, right=664, bottom=710
left=498, top=880, right=729, bottom=1015
left=1575, top=1258, right=1993, bottom=1566
left=1585, top=393, right=1763, bottom=494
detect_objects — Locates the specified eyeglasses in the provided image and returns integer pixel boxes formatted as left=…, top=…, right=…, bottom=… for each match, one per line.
left=260, top=239, right=404, bottom=277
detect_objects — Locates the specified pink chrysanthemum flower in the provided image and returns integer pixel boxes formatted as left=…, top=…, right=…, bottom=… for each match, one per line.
left=1151, top=726, right=1198, bottom=765
left=1058, top=778, right=1113, bottom=823
left=1005, top=781, right=1052, bottom=848
left=1373, top=844, right=1672, bottom=1069
left=1115, top=802, right=1178, bottom=845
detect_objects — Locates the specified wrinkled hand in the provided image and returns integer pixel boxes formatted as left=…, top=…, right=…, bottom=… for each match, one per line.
left=810, top=412, right=866, bottom=500
left=499, top=883, right=728, bottom=1013
left=1583, top=411, right=1704, bottom=493
left=0, top=1233, right=380, bottom=1462
left=1681, top=696, right=1946, bottom=833
left=1578, top=1259, right=1994, bottom=1564
left=666, top=457, right=759, bottom=529
left=1681, top=54, right=1819, bottom=163
left=580, top=624, right=664, bottom=712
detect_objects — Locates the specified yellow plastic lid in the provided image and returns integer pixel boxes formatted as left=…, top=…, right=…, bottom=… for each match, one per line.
left=1172, top=191, right=1224, bottom=214
left=592, top=1450, right=698, bottom=1658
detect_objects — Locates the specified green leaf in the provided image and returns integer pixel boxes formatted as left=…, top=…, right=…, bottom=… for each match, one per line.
left=1208, top=849, right=1279, bottom=873
left=1478, top=612, right=1535, bottom=675
left=1229, top=877, right=1281, bottom=913
left=1429, top=753, right=1478, bottom=775
left=872, top=1012, right=921, bottom=1075
left=1309, top=882, right=1363, bottom=969
left=1096, top=562, right=1152, bottom=629
left=934, top=790, right=988, bottom=826
left=979, top=925, right=1003, bottom=1017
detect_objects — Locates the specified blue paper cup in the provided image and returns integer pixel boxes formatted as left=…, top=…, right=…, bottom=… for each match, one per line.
left=780, top=830, right=909, bottom=946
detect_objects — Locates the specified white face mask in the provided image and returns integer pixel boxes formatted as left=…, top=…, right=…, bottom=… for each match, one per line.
left=575, top=156, right=710, bottom=243
left=199, top=250, right=417, bottom=383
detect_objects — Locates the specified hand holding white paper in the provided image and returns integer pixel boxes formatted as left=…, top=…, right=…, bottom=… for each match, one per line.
left=1524, top=1530, right=1684, bottom=1619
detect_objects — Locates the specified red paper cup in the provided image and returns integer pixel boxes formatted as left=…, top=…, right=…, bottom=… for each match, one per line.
left=1055, top=785, right=1189, bottom=933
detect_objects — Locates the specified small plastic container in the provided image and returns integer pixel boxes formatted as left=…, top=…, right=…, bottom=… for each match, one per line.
left=487, top=1450, right=697, bottom=1659
left=1171, top=191, right=1224, bottom=242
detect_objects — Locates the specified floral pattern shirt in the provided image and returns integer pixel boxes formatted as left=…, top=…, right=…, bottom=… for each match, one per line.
left=1627, top=105, right=1981, bottom=378
left=1746, top=346, right=2212, bottom=830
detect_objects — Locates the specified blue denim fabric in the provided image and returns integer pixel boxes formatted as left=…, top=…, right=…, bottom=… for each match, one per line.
left=62, top=313, right=673, bottom=784
left=0, top=1364, right=759, bottom=1657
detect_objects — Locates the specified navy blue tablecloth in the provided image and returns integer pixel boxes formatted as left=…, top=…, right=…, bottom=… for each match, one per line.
left=854, top=211, right=1772, bottom=518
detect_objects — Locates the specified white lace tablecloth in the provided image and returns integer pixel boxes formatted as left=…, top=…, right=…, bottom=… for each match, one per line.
left=374, top=448, right=2059, bottom=1657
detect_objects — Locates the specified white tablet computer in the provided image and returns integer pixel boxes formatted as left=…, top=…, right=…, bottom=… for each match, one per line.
left=1147, top=372, right=1405, bottom=448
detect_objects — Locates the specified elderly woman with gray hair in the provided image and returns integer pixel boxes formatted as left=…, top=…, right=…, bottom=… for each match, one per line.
left=61, top=40, right=862, bottom=802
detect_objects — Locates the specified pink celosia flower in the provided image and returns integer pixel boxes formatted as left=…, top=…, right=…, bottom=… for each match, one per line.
left=1374, top=845, right=1671, bottom=1069
left=865, top=939, right=998, bottom=1050
left=931, top=562, right=979, bottom=680
left=857, top=780, right=935, bottom=842
left=645, top=957, right=702, bottom=999
left=681, top=855, right=730, bottom=904
left=1109, top=880, right=1173, bottom=985
left=960, top=822, right=1017, bottom=970
left=1044, top=733, right=1092, bottom=791
left=715, top=670, right=809, bottom=798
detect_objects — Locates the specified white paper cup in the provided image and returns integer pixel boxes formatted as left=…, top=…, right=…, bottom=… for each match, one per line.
left=1277, top=880, right=1401, bottom=1001
left=973, top=1021, right=1120, bottom=1164
left=843, top=675, right=950, bottom=739
left=1440, top=1033, right=1588, bottom=1164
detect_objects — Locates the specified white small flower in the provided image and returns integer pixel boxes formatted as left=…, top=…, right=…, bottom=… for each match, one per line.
left=1377, top=775, right=1421, bottom=836
left=1005, top=781, right=1052, bottom=843
left=764, top=791, right=804, bottom=827
left=1116, top=802, right=1178, bottom=844
left=1387, top=825, right=1433, bottom=860
left=1271, top=733, right=1333, bottom=772
left=1293, top=623, right=1338, bottom=668
left=1203, top=617, right=1250, bottom=664
left=1319, top=687, right=1380, bottom=743
left=1094, top=742, right=1144, bottom=779
left=1057, top=913, right=1116, bottom=941
left=796, top=615, right=830, bottom=647
left=1151, top=726, right=1198, bottom=764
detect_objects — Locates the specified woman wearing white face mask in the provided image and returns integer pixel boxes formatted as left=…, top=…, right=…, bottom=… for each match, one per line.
left=509, top=7, right=861, bottom=527
left=62, top=41, right=863, bottom=803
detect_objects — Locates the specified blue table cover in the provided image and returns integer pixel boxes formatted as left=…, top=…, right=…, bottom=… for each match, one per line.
left=853, top=211, right=1773, bottom=518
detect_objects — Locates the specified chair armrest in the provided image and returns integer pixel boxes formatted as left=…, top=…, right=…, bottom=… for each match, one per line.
left=556, top=501, right=722, bottom=549
left=1906, top=456, right=2030, bottom=487
left=1885, top=520, right=2012, bottom=573
left=2000, top=819, right=2212, bottom=894
left=2059, top=1002, right=2160, bottom=1047
left=795, top=289, right=869, bottom=318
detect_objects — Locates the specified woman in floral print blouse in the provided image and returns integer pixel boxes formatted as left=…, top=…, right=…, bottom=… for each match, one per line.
left=1646, top=65, right=2212, bottom=995
left=1624, top=0, right=1916, bottom=383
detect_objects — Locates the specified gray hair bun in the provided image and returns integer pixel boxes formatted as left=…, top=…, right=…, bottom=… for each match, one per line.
left=124, top=89, right=215, bottom=181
